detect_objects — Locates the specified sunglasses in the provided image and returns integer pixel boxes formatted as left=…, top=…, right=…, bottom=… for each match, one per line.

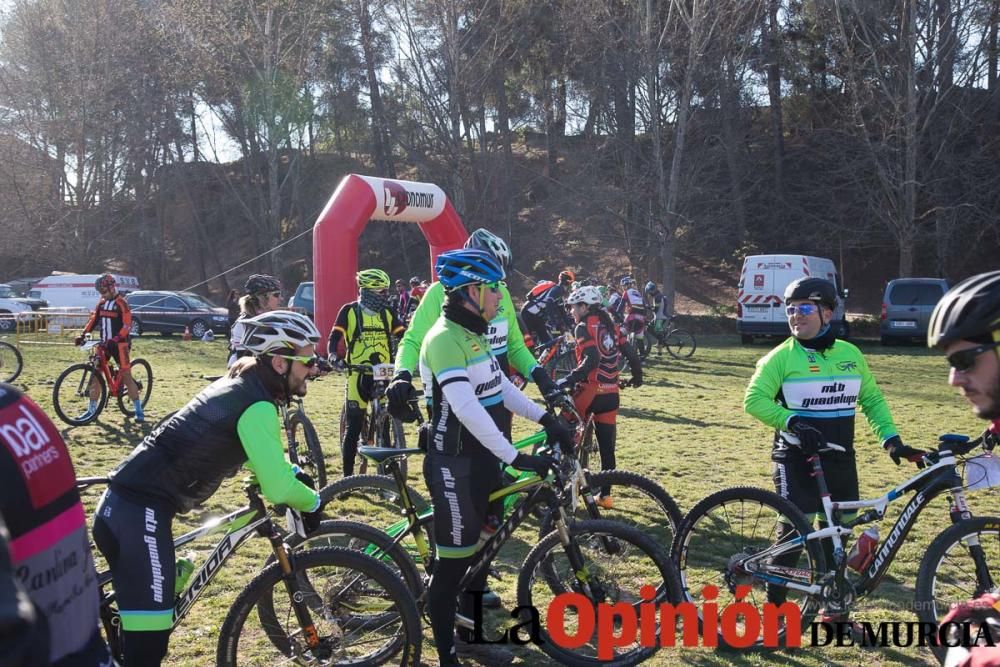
left=785, top=303, right=818, bottom=317
left=947, top=342, right=1000, bottom=373
left=274, top=353, right=320, bottom=368
left=268, top=291, right=282, bottom=299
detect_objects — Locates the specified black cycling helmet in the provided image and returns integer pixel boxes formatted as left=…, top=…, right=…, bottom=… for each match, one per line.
left=784, top=277, right=837, bottom=310
left=245, top=274, right=282, bottom=295
left=927, top=270, right=1000, bottom=347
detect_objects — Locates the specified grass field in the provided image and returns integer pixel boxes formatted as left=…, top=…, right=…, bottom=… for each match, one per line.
left=7, top=331, right=996, bottom=666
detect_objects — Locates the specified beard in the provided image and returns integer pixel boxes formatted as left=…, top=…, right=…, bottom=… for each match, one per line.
left=973, top=372, right=1000, bottom=420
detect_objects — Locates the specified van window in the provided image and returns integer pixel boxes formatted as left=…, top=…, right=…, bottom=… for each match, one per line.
left=889, top=283, right=945, bottom=306
left=299, top=284, right=314, bottom=301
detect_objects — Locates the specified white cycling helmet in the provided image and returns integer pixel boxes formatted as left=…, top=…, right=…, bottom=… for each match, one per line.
left=565, top=286, right=603, bottom=306
left=464, top=228, right=512, bottom=271
left=241, top=310, right=320, bottom=355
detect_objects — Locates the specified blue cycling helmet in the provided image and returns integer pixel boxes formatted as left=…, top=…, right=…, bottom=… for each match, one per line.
left=435, top=249, right=505, bottom=291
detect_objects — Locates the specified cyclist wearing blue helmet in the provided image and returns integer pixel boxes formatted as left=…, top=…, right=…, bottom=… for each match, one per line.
left=422, top=249, right=573, bottom=667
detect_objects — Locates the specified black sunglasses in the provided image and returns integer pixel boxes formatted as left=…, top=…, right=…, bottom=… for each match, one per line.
left=947, top=342, right=1000, bottom=373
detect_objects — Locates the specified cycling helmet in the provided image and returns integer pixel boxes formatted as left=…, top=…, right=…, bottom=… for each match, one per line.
left=566, top=286, right=603, bottom=306
left=784, top=277, right=837, bottom=310
left=245, top=274, right=282, bottom=295
left=928, top=270, right=1000, bottom=347
left=435, top=249, right=505, bottom=291
left=95, top=273, right=116, bottom=292
left=465, top=228, right=512, bottom=271
left=241, top=310, right=320, bottom=355
left=559, top=270, right=575, bottom=284
left=357, top=268, right=391, bottom=290
left=620, top=275, right=635, bottom=288
left=409, top=276, right=421, bottom=286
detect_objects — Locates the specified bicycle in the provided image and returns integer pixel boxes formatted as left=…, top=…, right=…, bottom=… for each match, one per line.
left=643, top=315, right=696, bottom=359
left=670, top=433, right=1000, bottom=653
left=77, top=476, right=422, bottom=666
left=530, top=331, right=576, bottom=380
left=337, top=361, right=407, bottom=477
left=0, top=338, right=22, bottom=383
left=52, top=334, right=152, bottom=425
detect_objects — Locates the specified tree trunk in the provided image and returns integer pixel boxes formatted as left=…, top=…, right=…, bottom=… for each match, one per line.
left=765, top=0, right=785, bottom=202
left=358, top=0, right=395, bottom=178
left=900, top=0, right=918, bottom=277
left=720, top=56, right=747, bottom=242
left=989, top=0, right=998, bottom=90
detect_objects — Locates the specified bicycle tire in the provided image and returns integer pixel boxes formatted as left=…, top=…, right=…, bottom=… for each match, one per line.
left=216, top=546, right=422, bottom=667
left=288, top=410, right=328, bottom=488
left=372, top=408, right=407, bottom=479
left=52, top=363, right=107, bottom=426
left=664, top=329, right=696, bottom=359
left=517, top=518, right=682, bottom=666
left=319, top=474, right=436, bottom=567
left=914, top=516, right=1000, bottom=662
left=0, top=340, right=23, bottom=383
left=116, top=358, right=153, bottom=416
left=545, top=349, right=576, bottom=381
left=670, top=485, right=824, bottom=648
left=579, top=417, right=596, bottom=471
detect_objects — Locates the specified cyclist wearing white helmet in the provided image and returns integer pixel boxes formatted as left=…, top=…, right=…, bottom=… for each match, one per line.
left=93, top=310, right=323, bottom=666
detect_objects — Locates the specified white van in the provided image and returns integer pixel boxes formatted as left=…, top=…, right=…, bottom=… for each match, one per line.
left=737, top=254, right=848, bottom=343
left=28, top=273, right=140, bottom=310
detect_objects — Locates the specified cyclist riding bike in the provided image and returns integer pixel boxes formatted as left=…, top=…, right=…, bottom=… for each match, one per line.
left=557, top=286, right=643, bottom=508
left=519, top=269, right=575, bottom=347
left=927, top=270, right=1000, bottom=667
left=328, top=268, right=405, bottom=477
left=93, top=311, right=324, bottom=666
left=227, top=274, right=283, bottom=367
left=744, top=277, right=922, bottom=623
left=619, top=275, right=648, bottom=347
left=419, top=249, right=573, bottom=667
left=0, top=384, right=111, bottom=666
left=75, top=273, right=143, bottom=422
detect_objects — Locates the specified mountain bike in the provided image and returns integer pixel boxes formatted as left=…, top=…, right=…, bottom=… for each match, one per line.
left=284, top=395, right=327, bottom=488
left=52, top=335, right=152, bottom=425
left=531, top=331, right=576, bottom=380
left=670, top=433, right=1000, bottom=653
left=643, top=315, right=696, bottom=359
left=0, top=339, right=22, bottom=383
left=337, top=361, right=407, bottom=477
left=77, top=476, right=422, bottom=666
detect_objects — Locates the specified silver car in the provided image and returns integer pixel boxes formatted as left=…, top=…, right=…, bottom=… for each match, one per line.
left=879, top=278, right=949, bottom=345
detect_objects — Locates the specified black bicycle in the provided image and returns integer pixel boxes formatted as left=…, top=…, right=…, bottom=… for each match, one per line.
left=642, top=315, right=696, bottom=359
left=671, top=433, right=999, bottom=655
left=338, top=361, right=407, bottom=477
left=0, top=339, right=22, bottom=383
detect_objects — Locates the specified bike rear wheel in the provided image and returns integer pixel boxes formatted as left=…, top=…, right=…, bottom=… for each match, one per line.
left=288, top=410, right=327, bottom=488
left=116, top=358, right=152, bottom=416
left=664, top=329, right=696, bottom=359
left=216, top=546, right=422, bottom=667
left=670, top=486, right=824, bottom=648
left=915, top=516, right=1000, bottom=662
left=53, top=363, right=107, bottom=425
left=373, top=408, right=407, bottom=479
left=0, top=340, right=23, bottom=383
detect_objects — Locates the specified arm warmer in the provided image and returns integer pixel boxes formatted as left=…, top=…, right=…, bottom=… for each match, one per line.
left=440, top=381, right=519, bottom=464
left=238, top=402, right=320, bottom=512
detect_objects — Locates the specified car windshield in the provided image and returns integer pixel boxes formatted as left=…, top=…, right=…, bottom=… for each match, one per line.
left=181, top=293, right=217, bottom=309
left=0, top=286, right=14, bottom=298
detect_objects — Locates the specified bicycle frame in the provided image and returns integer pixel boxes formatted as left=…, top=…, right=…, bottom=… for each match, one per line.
left=82, top=342, right=124, bottom=395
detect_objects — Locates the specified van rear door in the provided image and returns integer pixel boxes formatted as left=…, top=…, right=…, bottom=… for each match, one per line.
left=739, top=258, right=772, bottom=328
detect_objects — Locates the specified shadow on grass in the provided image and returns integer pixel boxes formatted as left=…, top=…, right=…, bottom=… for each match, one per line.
left=619, top=406, right=752, bottom=429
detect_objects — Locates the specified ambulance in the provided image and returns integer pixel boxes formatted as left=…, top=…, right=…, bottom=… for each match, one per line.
left=736, top=255, right=849, bottom=343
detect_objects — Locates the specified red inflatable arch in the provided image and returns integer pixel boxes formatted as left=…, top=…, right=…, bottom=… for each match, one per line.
left=313, top=174, right=467, bottom=355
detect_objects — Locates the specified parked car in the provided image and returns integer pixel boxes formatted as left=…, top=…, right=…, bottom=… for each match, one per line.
left=125, top=290, right=230, bottom=338
left=288, top=281, right=314, bottom=319
left=0, top=283, right=47, bottom=310
left=879, top=278, right=949, bottom=345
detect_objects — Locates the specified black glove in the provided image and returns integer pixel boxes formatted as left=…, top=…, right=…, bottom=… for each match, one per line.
left=540, top=412, right=575, bottom=456
left=983, top=426, right=1000, bottom=452
left=386, top=370, right=418, bottom=422
left=295, top=471, right=323, bottom=534
left=787, top=417, right=825, bottom=456
left=530, top=365, right=559, bottom=399
left=74, top=335, right=84, bottom=346
left=884, top=435, right=926, bottom=467
left=511, top=452, right=557, bottom=479
left=327, top=355, right=346, bottom=371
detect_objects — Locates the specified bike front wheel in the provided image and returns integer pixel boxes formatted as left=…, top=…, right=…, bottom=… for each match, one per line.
left=116, top=358, right=152, bottom=416
left=915, top=515, right=1000, bottom=663
left=670, top=485, right=824, bottom=648
left=288, top=410, right=328, bottom=488
left=373, top=408, right=407, bottom=479
left=216, top=546, right=422, bottom=667
left=518, top=519, right=682, bottom=666
left=0, top=340, right=23, bottom=383
left=53, top=363, right=107, bottom=426
left=664, top=329, right=696, bottom=358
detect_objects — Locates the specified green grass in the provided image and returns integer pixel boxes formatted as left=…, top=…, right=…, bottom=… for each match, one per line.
left=7, top=332, right=995, bottom=666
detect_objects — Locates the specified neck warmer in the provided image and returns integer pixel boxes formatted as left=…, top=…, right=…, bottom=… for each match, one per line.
left=359, top=289, right=389, bottom=313
left=799, top=323, right=836, bottom=352
left=444, top=298, right=488, bottom=335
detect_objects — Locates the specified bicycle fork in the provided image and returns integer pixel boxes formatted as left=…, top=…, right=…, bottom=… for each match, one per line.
left=261, top=522, right=325, bottom=652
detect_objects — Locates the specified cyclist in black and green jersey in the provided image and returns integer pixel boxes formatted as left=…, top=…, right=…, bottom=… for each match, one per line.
left=386, top=228, right=559, bottom=426
left=421, top=248, right=573, bottom=667
left=744, top=277, right=924, bottom=616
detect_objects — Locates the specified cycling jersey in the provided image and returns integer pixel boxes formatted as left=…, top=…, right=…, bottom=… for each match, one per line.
left=622, top=287, right=647, bottom=315
left=82, top=294, right=131, bottom=343
left=565, top=313, right=625, bottom=390
left=330, top=302, right=404, bottom=367
left=0, top=385, right=110, bottom=666
left=744, top=336, right=899, bottom=455
left=108, top=370, right=319, bottom=514
left=522, top=283, right=570, bottom=329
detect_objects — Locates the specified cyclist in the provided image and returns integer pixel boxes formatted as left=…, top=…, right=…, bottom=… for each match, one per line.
left=558, top=286, right=643, bottom=507
left=744, top=277, right=922, bottom=619
left=227, top=274, right=283, bottom=367
left=619, top=275, right=648, bottom=349
left=420, top=248, right=573, bottom=667
left=645, top=281, right=670, bottom=356
left=328, top=268, right=405, bottom=477
left=75, top=273, right=143, bottom=422
left=391, top=279, right=408, bottom=322
left=0, top=384, right=111, bottom=666
left=520, top=269, right=575, bottom=346
left=927, top=270, right=1000, bottom=667
left=93, top=310, right=324, bottom=666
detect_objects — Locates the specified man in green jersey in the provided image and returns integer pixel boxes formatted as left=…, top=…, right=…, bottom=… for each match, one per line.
left=744, top=277, right=924, bottom=614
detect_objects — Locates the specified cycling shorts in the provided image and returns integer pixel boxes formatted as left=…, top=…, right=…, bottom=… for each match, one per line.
left=345, top=371, right=374, bottom=408
left=107, top=341, right=131, bottom=371
left=623, top=315, right=646, bottom=336
left=573, top=384, right=619, bottom=425
left=423, top=452, right=501, bottom=559
left=771, top=450, right=859, bottom=519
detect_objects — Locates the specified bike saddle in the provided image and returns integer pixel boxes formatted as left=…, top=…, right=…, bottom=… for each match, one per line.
left=358, top=446, right=423, bottom=464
